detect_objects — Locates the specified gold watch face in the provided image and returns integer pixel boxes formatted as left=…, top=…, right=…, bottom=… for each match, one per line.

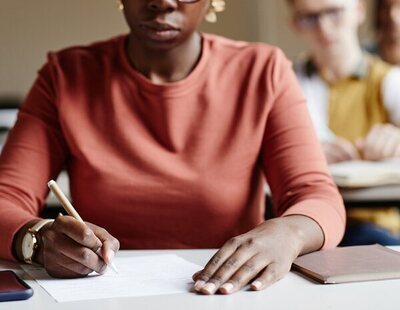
left=22, top=231, right=38, bottom=261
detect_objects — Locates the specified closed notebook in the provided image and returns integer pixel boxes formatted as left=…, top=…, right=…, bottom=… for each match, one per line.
left=329, top=160, right=400, bottom=188
left=292, top=244, right=400, bottom=284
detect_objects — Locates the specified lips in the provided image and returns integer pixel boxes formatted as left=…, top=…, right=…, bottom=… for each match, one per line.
left=139, top=21, right=181, bottom=42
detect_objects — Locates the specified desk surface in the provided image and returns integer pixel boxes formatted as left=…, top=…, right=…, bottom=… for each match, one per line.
left=1, top=249, right=399, bottom=310
left=340, top=184, right=400, bottom=204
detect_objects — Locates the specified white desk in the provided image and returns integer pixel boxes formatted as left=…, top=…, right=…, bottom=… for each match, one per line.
left=1, top=248, right=399, bottom=310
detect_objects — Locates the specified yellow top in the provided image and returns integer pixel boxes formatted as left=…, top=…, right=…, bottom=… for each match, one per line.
left=328, top=55, right=391, bottom=143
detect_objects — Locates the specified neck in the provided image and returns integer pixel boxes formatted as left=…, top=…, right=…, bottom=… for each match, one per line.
left=312, top=42, right=364, bottom=84
left=127, top=32, right=202, bottom=84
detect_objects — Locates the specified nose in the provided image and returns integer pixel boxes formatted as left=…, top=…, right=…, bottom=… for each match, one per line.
left=147, top=0, right=178, bottom=13
left=316, top=15, right=333, bottom=37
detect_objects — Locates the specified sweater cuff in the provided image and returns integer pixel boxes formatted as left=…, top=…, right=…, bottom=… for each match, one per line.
left=0, top=202, right=40, bottom=261
left=281, top=198, right=346, bottom=249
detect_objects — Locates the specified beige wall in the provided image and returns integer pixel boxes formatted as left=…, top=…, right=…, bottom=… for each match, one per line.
left=1, top=1, right=128, bottom=98
left=0, top=0, right=374, bottom=99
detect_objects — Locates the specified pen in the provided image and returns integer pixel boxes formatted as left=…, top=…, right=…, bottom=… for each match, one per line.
left=47, top=179, right=119, bottom=274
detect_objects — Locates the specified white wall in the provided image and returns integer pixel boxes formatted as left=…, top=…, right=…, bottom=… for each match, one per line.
left=0, top=0, right=375, bottom=99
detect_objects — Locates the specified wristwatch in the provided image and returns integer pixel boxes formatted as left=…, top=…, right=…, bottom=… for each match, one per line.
left=21, top=219, right=54, bottom=264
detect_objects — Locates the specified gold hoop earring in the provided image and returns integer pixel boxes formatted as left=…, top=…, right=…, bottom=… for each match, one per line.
left=116, top=0, right=124, bottom=11
left=205, top=0, right=226, bottom=23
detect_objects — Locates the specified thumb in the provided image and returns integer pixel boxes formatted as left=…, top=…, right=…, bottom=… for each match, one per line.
left=101, top=239, right=118, bottom=264
left=87, top=223, right=120, bottom=264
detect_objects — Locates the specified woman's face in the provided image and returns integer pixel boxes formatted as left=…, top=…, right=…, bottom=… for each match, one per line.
left=122, top=0, right=209, bottom=50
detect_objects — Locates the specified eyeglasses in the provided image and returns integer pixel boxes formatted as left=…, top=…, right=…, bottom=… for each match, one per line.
left=294, top=7, right=345, bottom=30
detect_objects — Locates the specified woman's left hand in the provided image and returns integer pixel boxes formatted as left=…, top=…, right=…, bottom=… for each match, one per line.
left=192, top=215, right=323, bottom=295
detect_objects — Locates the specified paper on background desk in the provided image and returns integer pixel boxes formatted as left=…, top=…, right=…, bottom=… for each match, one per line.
left=22, top=254, right=202, bottom=302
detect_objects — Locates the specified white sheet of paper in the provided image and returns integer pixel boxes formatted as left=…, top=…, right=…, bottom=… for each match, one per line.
left=22, top=254, right=202, bottom=302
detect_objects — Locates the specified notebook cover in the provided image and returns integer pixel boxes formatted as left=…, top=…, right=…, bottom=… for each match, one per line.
left=292, top=244, right=400, bottom=284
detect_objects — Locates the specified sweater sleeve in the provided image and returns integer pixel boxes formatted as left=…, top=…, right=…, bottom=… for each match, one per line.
left=0, top=57, right=68, bottom=260
left=262, top=50, right=346, bottom=249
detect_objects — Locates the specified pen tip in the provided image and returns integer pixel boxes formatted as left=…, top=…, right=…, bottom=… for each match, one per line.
left=109, top=262, right=119, bottom=274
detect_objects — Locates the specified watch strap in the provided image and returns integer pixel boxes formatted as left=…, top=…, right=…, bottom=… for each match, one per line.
left=29, top=219, right=54, bottom=234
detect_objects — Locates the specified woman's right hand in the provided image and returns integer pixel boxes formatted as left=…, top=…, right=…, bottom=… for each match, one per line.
left=36, top=215, right=120, bottom=278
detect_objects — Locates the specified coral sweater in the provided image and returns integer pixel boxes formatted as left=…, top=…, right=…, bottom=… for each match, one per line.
left=0, top=34, right=345, bottom=260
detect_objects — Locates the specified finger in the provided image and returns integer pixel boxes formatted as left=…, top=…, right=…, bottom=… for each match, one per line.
left=47, top=263, right=89, bottom=279
left=44, top=252, right=94, bottom=278
left=381, top=133, right=399, bottom=159
left=42, top=227, right=107, bottom=274
left=369, top=128, right=389, bottom=160
left=250, top=262, right=287, bottom=291
left=218, top=255, right=270, bottom=295
left=355, top=138, right=364, bottom=152
left=88, top=224, right=120, bottom=264
left=60, top=237, right=107, bottom=273
left=192, top=270, right=202, bottom=281
left=52, top=216, right=102, bottom=251
left=378, top=125, right=400, bottom=159
left=199, top=246, right=257, bottom=294
left=194, top=237, right=241, bottom=290
left=323, top=142, right=343, bottom=163
left=100, top=240, right=117, bottom=265
left=363, top=125, right=382, bottom=160
left=337, top=138, right=359, bottom=160
left=324, top=142, right=352, bottom=163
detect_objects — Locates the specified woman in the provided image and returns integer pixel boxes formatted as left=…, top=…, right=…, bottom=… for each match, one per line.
left=0, top=0, right=345, bottom=295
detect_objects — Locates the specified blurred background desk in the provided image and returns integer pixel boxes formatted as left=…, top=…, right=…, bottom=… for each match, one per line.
left=340, top=185, right=400, bottom=208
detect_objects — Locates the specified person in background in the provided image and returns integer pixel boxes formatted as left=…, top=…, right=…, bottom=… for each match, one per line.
left=286, top=0, right=400, bottom=245
left=374, top=0, right=400, bottom=65
left=0, top=0, right=345, bottom=295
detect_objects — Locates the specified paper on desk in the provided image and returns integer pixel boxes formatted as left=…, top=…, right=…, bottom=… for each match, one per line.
left=22, top=254, right=202, bottom=302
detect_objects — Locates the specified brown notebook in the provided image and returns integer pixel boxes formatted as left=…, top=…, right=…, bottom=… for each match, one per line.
left=292, top=244, right=400, bottom=284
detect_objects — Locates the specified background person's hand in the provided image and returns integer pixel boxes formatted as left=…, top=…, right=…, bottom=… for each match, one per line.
left=192, top=215, right=323, bottom=295
left=356, top=124, right=400, bottom=161
left=36, top=215, right=120, bottom=278
left=322, top=137, right=360, bottom=164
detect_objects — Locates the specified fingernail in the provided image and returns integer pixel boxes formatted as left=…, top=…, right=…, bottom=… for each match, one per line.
left=106, top=249, right=115, bottom=263
left=220, top=282, right=234, bottom=294
left=251, top=281, right=262, bottom=290
left=194, top=280, right=206, bottom=291
left=99, top=264, right=108, bottom=275
left=202, top=282, right=216, bottom=294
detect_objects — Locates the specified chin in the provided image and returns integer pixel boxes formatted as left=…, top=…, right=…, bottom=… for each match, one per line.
left=143, top=39, right=181, bottom=51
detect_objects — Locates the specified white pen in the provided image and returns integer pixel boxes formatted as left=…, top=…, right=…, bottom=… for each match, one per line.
left=47, top=180, right=119, bottom=274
